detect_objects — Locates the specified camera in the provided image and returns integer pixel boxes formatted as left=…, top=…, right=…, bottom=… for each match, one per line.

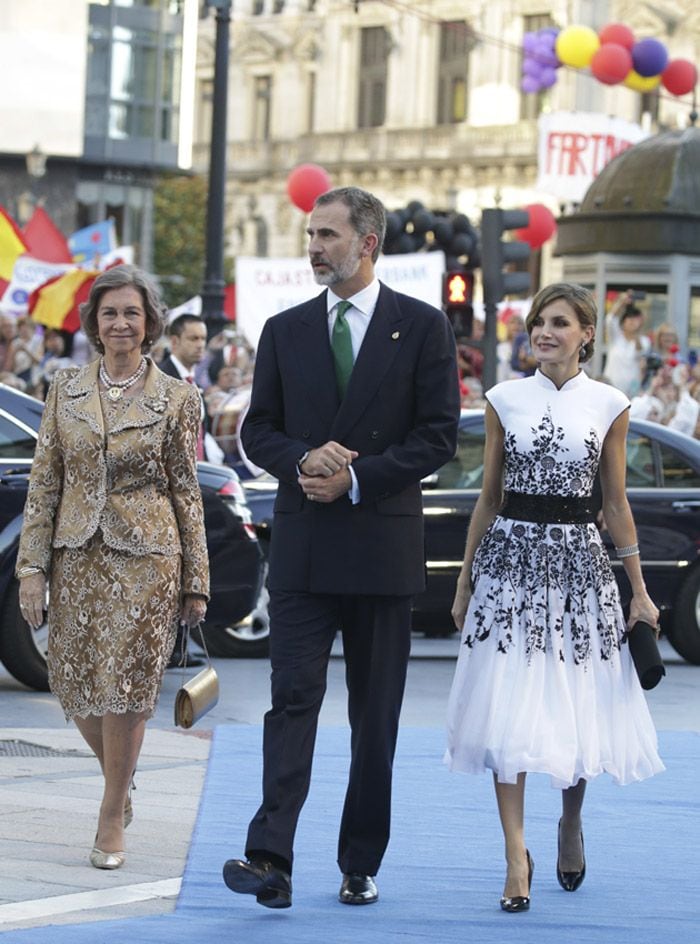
left=644, top=352, right=663, bottom=375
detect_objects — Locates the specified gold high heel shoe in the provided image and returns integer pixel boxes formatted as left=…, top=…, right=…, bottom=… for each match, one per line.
left=90, top=844, right=125, bottom=870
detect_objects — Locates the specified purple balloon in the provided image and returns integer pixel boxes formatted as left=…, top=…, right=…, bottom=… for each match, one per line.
left=534, top=40, right=559, bottom=68
left=539, top=67, right=557, bottom=89
left=522, top=32, right=538, bottom=54
left=523, top=55, right=543, bottom=78
left=521, top=75, right=541, bottom=94
left=632, top=37, right=668, bottom=78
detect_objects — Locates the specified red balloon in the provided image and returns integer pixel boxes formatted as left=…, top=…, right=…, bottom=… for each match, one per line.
left=515, top=203, right=557, bottom=250
left=591, top=43, right=632, bottom=85
left=661, top=59, right=698, bottom=96
left=598, top=23, right=635, bottom=51
left=286, top=163, right=332, bottom=212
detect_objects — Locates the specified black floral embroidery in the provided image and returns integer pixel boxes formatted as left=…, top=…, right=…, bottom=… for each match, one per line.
left=467, top=407, right=623, bottom=666
left=503, top=406, right=600, bottom=497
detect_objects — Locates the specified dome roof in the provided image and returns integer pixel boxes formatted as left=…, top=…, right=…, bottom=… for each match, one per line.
left=556, top=126, right=700, bottom=255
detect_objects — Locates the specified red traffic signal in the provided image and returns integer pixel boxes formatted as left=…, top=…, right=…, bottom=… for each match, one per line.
left=443, top=270, right=474, bottom=308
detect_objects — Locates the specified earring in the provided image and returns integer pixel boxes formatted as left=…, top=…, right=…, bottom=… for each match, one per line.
left=580, top=342, right=587, bottom=357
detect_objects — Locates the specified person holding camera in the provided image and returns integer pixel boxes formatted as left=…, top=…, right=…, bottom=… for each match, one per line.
left=604, top=290, right=650, bottom=397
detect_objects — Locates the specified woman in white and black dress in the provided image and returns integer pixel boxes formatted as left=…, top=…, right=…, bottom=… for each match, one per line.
left=445, top=283, right=663, bottom=913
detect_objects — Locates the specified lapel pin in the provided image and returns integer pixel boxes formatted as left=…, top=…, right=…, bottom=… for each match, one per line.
left=391, top=331, right=400, bottom=340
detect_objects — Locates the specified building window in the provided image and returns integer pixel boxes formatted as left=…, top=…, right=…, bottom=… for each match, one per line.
left=198, top=78, right=214, bottom=144
left=437, top=21, right=471, bottom=124
left=252, top=1, right=264, bottom=14
left=520, top=14, right=554, bottom=121
left=358, top=27, right=388, bottom=128
left=253, top=75, right=272, bottom=141
left=639, top=90, right=660, bottom=125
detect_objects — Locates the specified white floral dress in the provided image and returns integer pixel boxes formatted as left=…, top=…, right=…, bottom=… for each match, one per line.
left=445, top=370, right=664, bottom=788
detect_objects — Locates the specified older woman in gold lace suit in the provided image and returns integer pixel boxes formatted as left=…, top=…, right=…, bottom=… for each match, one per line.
left=16, top=266, right=209, bottom=870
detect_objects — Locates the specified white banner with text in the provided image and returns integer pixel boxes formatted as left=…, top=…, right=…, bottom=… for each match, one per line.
left=236, top=251, right=446, bottom=349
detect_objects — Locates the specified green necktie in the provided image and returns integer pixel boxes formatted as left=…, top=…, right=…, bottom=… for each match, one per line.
left=332, top=300, right=354, bottom=398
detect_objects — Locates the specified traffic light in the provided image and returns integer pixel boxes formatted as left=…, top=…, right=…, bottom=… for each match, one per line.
left=443, top=270, right=474, bottom=337
left=480, top=208, right=531, bottom=310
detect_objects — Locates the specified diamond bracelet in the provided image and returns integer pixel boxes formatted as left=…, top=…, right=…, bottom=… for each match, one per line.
left=17, top=566, right=43, bottom=578
left=615, top=544, right=639, bottom=559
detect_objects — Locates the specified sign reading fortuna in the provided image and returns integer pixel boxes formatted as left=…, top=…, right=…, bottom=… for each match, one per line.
left=536, top=112, right=648, bottom=203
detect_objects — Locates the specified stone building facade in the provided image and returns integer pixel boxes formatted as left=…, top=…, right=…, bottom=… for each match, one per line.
left=192, top=0, right=700, bottom=287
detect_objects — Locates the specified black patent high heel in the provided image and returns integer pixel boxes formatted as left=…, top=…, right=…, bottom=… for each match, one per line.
left=557, top=819, right=586, bottom=892
left=500, top=849, right=533, bottom=913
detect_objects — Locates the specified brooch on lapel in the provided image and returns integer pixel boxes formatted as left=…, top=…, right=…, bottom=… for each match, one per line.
left=145, top=396, right=167, bottom=413
left=391, top=331, right=400, bottom=340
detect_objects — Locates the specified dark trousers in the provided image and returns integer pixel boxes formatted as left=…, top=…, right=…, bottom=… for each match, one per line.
left=245, top=590, right=412, bottom=876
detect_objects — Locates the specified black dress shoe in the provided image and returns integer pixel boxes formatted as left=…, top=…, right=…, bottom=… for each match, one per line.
left=339, top=873, right=378, bottom=905
left=500, top=850, right=534, bottom=913
left=223, top=857, right=292, bottom=909
left=557, top=819, right=586, bottom=892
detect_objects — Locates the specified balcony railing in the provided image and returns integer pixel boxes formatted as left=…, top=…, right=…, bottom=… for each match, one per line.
left=191, top=121, right=538, bottom=176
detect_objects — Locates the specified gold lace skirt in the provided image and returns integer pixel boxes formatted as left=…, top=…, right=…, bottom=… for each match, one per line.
left=47, top=532, right=181, bottom=720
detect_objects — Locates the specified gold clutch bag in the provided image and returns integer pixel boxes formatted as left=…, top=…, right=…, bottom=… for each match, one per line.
left=174, top=665, right=219, bottom=729
left=173, top=623, right=219, bottom=729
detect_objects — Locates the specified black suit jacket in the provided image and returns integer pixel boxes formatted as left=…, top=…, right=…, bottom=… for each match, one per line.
left=158, top=355, right=182, bottom=381
left=157, top=355, right=211, bottom=437
left=241, top=283, right=460, bottom=596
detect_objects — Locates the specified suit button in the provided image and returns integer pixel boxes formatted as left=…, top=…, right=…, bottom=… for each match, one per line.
left=370, top=430, right=379, bottom=439
left=302, top=430, right=311, bottom=439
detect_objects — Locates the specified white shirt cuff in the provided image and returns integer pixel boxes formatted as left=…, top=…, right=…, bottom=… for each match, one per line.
left=348, top=465, right=360, bottom=504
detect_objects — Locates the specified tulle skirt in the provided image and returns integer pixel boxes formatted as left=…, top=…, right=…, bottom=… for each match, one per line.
left=444, top=516, right=664, bottom=788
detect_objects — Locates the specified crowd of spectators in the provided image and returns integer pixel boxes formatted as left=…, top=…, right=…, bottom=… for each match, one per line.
left=3, top=285, right=700, bottom=462
left=0, top=311, right=256, bottom=471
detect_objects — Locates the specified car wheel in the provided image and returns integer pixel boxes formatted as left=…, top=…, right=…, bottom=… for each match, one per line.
left=0, top=579, right=50, bottom=691
left=202, top=574, right=270, bottom=659
left=669, top=566, right=700, bottom=665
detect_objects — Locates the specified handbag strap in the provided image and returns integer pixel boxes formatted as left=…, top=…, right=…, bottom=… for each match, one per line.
left=176, top=620, right=213, bottom=684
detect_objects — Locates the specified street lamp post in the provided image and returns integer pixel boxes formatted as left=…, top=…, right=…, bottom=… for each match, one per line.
left=200, top=0, right=232, bottom=338
left=19, top=143, right=46, bottom=224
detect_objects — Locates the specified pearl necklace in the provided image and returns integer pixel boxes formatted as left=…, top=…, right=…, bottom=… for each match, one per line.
left=99, top=357, right=147, bottom=400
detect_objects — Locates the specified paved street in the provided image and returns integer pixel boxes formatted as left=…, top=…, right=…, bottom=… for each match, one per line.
left=0, top=636, right=696, bottom=932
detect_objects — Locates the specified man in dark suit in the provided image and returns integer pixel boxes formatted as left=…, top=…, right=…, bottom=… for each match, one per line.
left=223, top=187, right=460, bottom=909
left=159, top=313, right=209, bottom=669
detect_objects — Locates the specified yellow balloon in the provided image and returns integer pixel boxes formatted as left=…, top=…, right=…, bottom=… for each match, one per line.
left=555, top=24, right=600, bottom=69
left=623, top=70, right=661, bottom=92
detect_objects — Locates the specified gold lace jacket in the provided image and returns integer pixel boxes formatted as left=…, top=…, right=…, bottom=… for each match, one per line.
left=16, top=359, right=210, bottom=599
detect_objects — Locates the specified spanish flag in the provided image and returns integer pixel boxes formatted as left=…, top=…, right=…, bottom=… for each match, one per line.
left=0, top=207, right=28, bottom=281
left=29, top=268, right=98, bottom=333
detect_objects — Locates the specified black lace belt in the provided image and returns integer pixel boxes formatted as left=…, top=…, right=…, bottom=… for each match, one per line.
left=500, top=491, right=596, bottom=524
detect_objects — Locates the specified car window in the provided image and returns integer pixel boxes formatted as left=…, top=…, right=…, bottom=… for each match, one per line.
left=0, top=415, right=37, bottom=460
left=657, top=443, right=700, bottom=488
left=437, top=422, right=485, bottom=489
left=625, top=433, right=656, bottom=487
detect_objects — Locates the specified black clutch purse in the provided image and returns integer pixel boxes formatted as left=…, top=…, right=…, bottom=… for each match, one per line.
left=627, top=621, right=665, bottom=690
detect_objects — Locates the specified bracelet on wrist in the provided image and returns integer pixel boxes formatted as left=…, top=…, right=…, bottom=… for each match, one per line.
left=17, top=566, right=43, bottom=579
left=615, top=543, right=639, bottom=559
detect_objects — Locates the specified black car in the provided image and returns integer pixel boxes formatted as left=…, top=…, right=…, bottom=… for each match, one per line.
left=0, top=383, right=265, bottom=691
left=243, top=411, right=700, bottom=665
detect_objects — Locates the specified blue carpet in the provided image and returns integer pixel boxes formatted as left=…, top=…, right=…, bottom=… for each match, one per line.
left=3, top=726, right=698, bottom=943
